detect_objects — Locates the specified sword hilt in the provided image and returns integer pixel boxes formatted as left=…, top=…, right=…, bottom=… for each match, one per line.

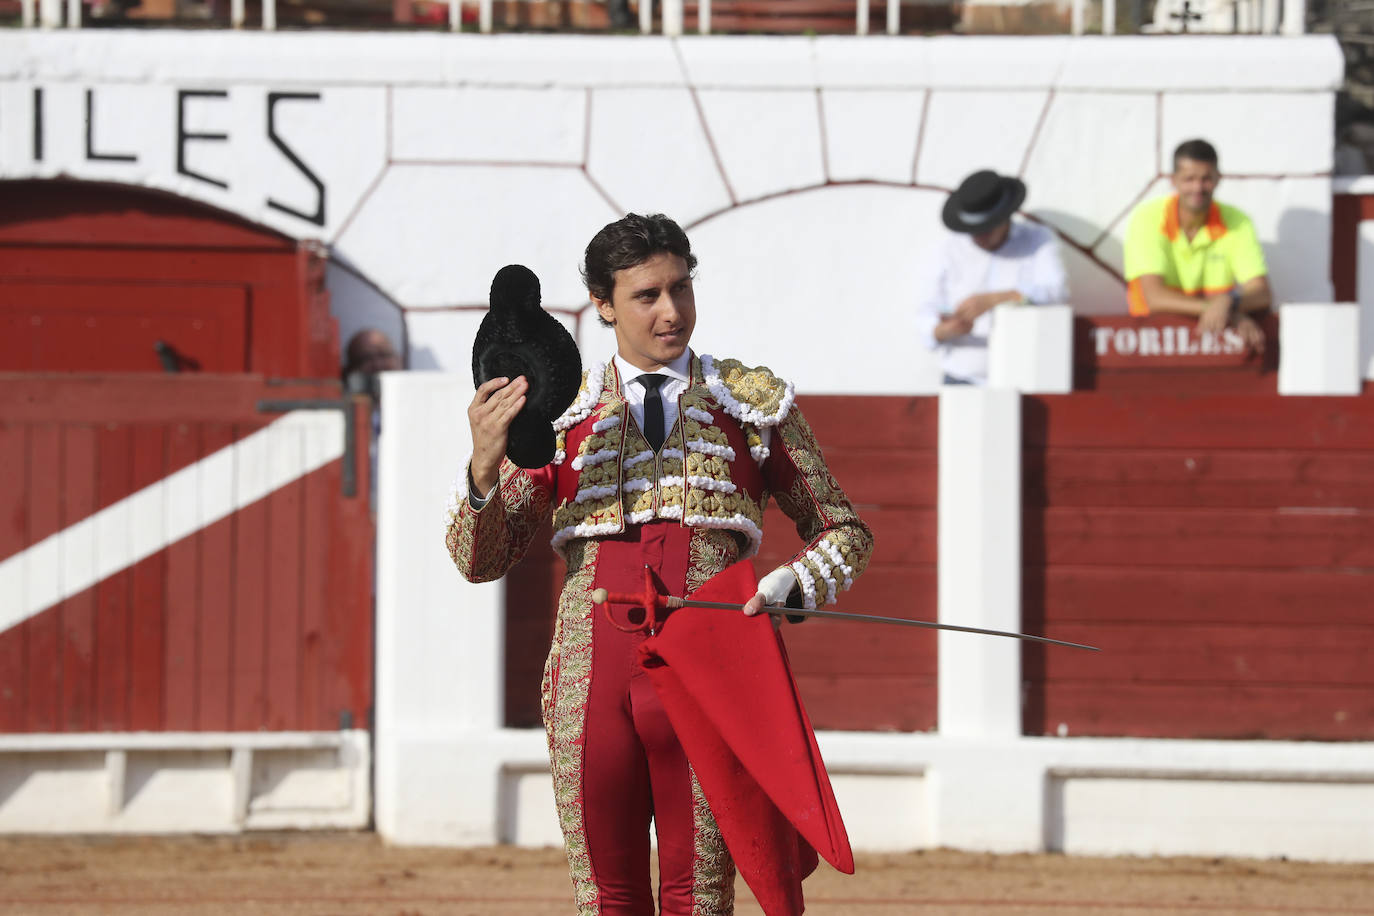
left=591, top=569, right=685, bottom=634
left=590, top=587, right=684, bottom=609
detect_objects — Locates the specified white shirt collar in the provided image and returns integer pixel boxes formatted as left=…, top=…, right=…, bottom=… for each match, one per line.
left=613, top=350, right=692, bottom=389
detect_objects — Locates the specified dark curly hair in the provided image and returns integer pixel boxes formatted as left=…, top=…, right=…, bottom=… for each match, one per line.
left=582, top=214, right=697, bottom=327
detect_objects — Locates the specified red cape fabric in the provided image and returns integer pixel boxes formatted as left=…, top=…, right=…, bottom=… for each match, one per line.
left=637, top=561, right=853, bottom=916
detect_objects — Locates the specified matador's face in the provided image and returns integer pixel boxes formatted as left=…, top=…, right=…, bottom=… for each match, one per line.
left=593, top=252, right=697, bottom=372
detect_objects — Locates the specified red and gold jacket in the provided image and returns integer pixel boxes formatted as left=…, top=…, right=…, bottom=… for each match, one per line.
left=446, top=353, right=873, bottom=609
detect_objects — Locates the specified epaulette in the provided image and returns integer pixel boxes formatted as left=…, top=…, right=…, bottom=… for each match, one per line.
left=552, top=361, right=608, bottom=433
left=699, top=353, right=796, bottom=428
left=549, top=361, right=609, bottom=465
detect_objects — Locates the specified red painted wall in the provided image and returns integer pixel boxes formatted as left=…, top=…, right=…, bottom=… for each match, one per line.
left=757, top=396, right=939, bottom=733
left=1021, top=385, right=1374, bottom=740
left=510, top=321, right=1372, bottom=740
left=1331, top=193, right=1374, bottom=303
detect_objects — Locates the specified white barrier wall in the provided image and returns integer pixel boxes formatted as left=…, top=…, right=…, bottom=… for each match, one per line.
left=375, top=352, right=1374, bottom=862
left=0, top=32, right=1350, bottom=391
left=0, top=731, right=370, bottom=833
left=374, top=312, right=1369, bottom=860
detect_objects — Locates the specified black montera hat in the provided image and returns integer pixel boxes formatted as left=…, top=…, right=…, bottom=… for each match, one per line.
left=472, top=265, right=583, bottom=469
left=942, top=170, right=1027, bottom=234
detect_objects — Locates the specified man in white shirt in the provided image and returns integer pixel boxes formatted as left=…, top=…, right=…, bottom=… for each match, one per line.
left=916, top=170, right=1069, bottom=385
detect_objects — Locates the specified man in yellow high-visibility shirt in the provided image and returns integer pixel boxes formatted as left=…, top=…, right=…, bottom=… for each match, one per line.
left=1123, top=138, right=1271, bottom=351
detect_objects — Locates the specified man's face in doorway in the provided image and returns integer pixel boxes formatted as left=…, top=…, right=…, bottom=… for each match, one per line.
left=1172, top=157, right=1220, bottom=215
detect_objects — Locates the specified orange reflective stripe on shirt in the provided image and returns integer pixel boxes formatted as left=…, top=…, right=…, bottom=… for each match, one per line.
left=1204, top=203, right=1228, bottom=241
left=1127, top=278, right=1150, bottom=316
left=1161, top=197, right=1180, bottom=243
left=1160, top=197, right=1228, bottom=244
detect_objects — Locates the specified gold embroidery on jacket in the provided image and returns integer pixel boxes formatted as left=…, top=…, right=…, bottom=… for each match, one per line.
left=446, top=458, right=551, bottom=583
left=775, top=410, right=874, bottom=607
left=685, top=528, right=742, bottom=594
left=711, top=357, right=791, bottom=419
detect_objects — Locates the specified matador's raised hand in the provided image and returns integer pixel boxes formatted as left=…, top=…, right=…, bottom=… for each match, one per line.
left=467, top=375, right=528, bottom=496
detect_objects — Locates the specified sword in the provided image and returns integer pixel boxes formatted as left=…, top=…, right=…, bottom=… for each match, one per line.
left=590, top=584, right=1099, bottom=652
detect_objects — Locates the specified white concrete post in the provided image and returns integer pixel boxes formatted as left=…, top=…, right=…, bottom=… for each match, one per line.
left=231, top=0, right=244, bottom=28
left=698, top=0, right=709, bottom=32
left=1102, top=0, right=1115, bottom=34
left=64, top=0, right=79, bottom=28
left=639, top=0, right=652, bottom=33
left=449, top=0, right=461, bottom=30
left=1280, top=0, right=1303, bottom=33
left=1261, top=0, right=1280, bottom=32
left=21, top=0, right=35, bottom=27
left=662, top=0, right=682, bottom=35
left=1070, top=0, right=1084, bottom=34
left=987, top=304, right=1074, bottom=394
left=886, top=0, right=898, bottom=34
left=856, top=0, right=869, bottom=35
left=262, top=0, right=276, bottom=29
left=39, top=0, right=60, bottom=27
left=1236, top=0, right=1255, bottom=32
left=1277, top=304, right=1362, bottom=396
left=1359, top=221, right=1374, bottom=382
left=375, top=372, right=509, bottom=844
left=936, top=387, right=1022, bottom=740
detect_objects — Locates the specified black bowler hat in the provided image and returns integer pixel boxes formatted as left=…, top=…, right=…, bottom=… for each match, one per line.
left=472, top=264, right=583, bottom=469
left=942, top=170, right=1027, bottom=234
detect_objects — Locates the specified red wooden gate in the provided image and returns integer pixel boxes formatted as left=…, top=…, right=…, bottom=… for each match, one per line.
left=0, top=179, right=373, bottom=737
left=0, top=375, right=374, bottom=734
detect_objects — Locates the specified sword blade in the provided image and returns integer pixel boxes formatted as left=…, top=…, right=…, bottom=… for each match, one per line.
left=669, top=598, right=1099, bottom=652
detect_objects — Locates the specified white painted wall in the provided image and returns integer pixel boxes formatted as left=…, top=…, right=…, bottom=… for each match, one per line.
left=0, top=732, right=370, bottom=833
left=0, top=32, right=1347, bottom=389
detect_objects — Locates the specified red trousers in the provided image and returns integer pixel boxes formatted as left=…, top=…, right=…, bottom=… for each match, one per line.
left=571, top=521, right=735, bottom=916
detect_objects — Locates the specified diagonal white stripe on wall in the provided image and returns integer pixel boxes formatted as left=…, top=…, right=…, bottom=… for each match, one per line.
left=0, top=410, right=346, bottom=635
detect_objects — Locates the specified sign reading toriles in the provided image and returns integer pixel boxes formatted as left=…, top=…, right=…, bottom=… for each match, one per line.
left=1092, top=323, right=1247, bottom=359
left=1075, top=315, right=1273, bottom=373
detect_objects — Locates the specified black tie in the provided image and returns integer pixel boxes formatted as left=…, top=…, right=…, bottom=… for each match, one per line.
left=636, top=374, right=667, bottom=452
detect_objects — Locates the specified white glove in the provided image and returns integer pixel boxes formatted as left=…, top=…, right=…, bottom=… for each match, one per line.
left=757, top=567, right=798, bottom=608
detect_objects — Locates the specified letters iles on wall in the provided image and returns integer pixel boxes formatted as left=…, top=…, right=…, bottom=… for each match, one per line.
left=20, top=85, right=327, bottom=227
